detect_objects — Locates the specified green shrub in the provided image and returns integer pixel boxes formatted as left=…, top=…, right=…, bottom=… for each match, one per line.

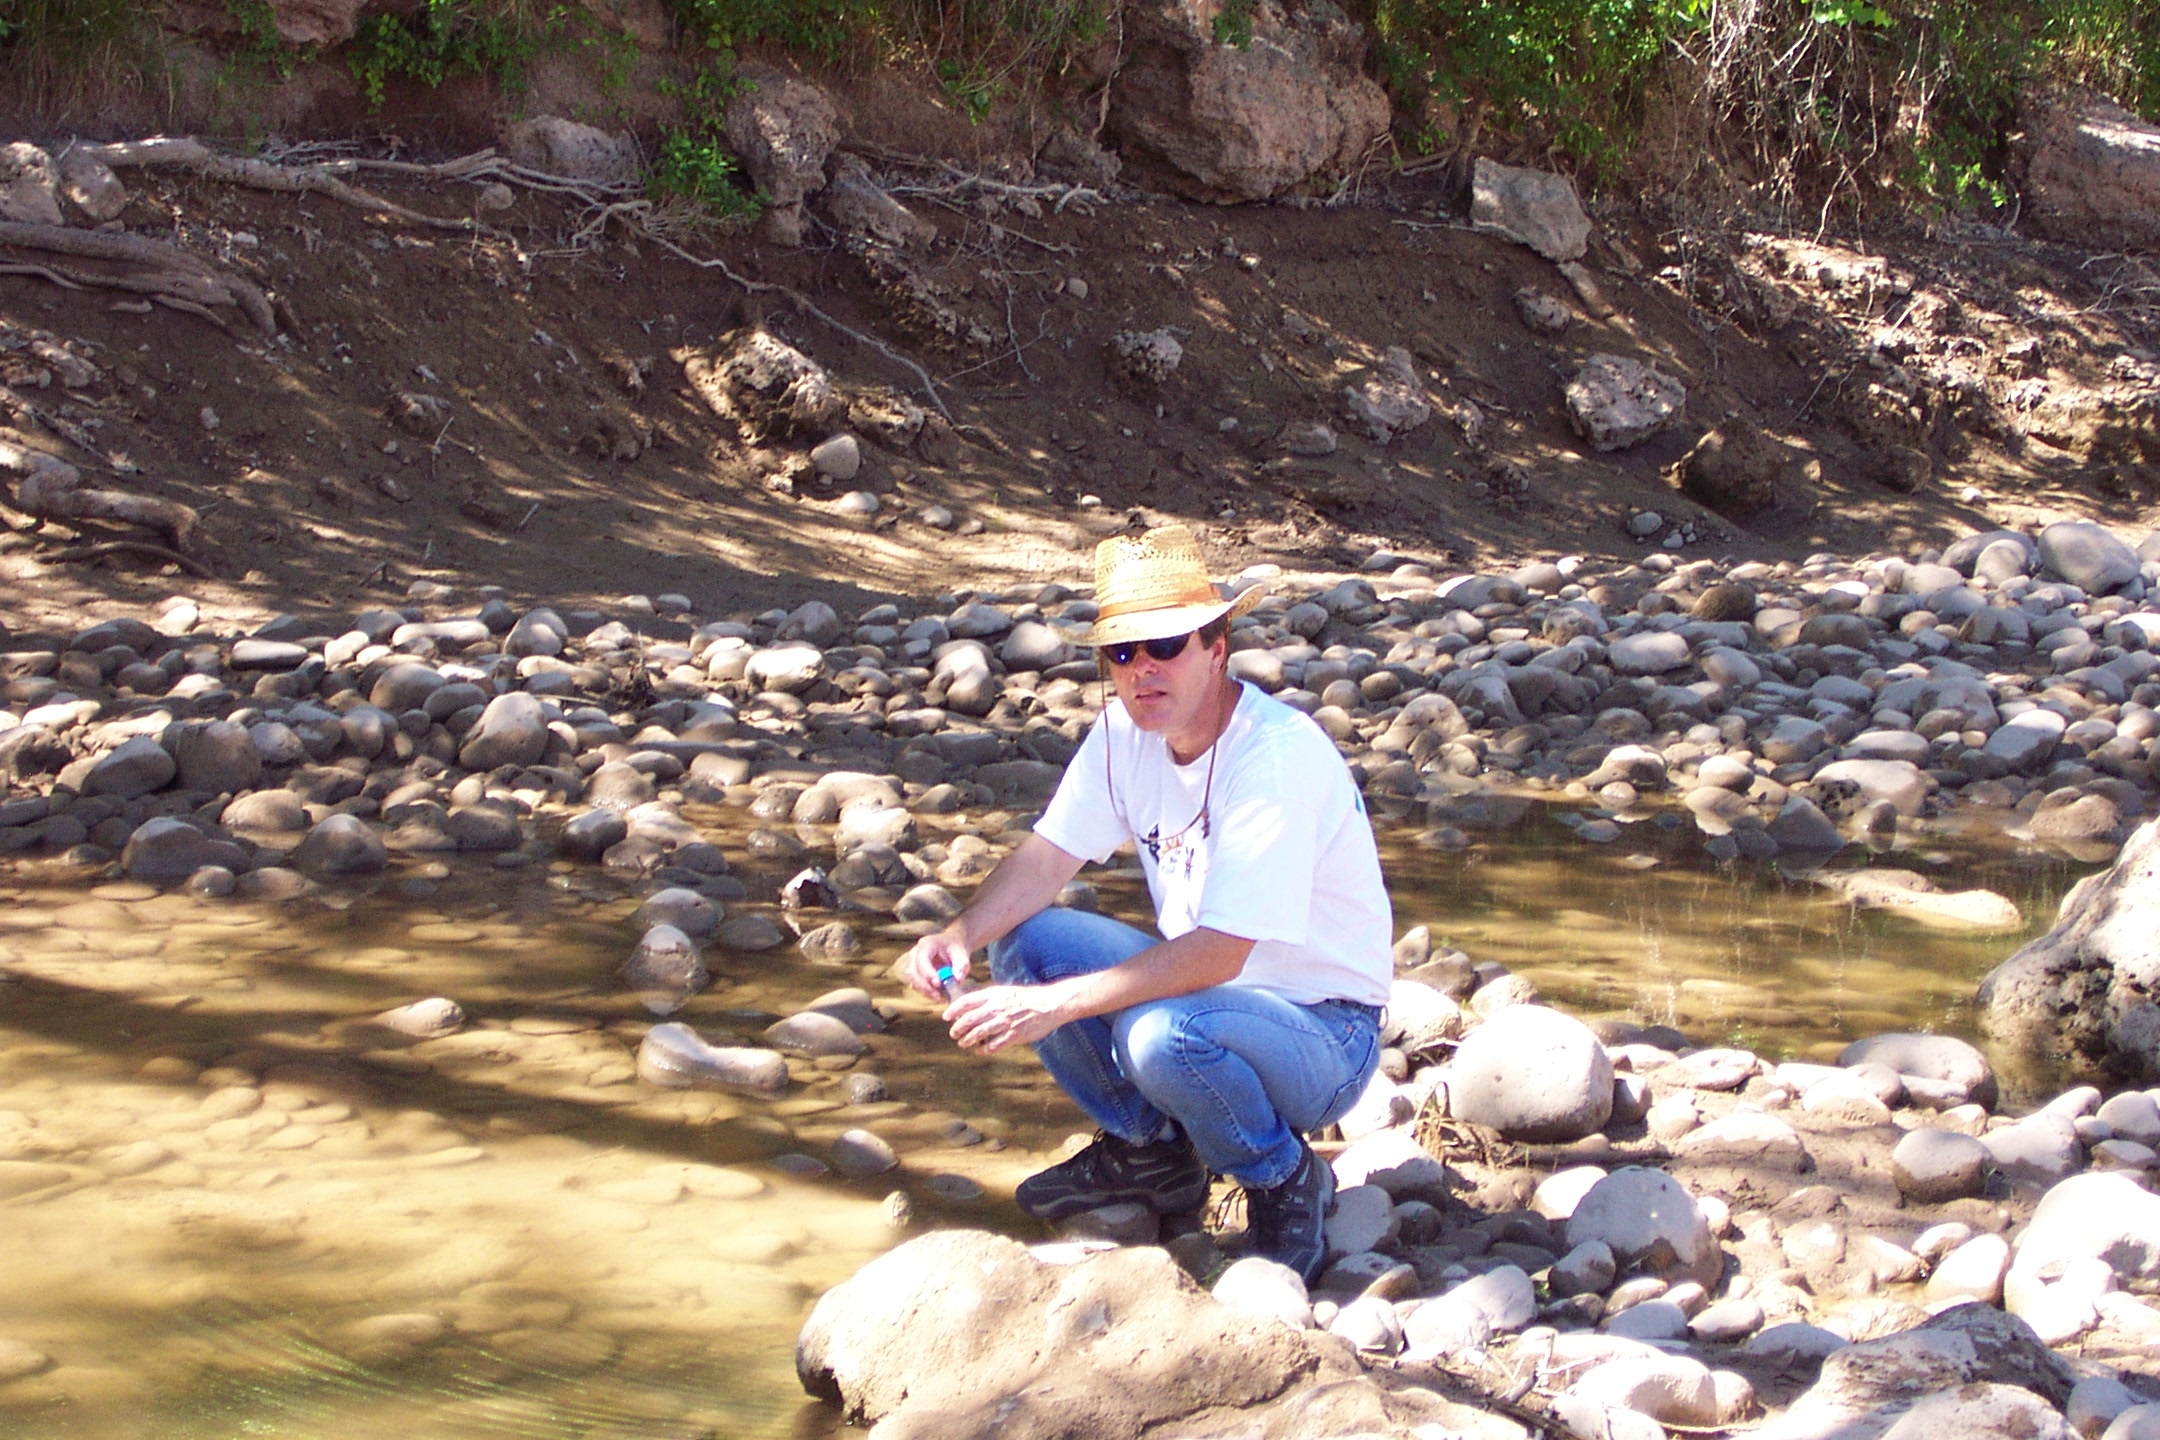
left=1356, top=0, right=2160, bottom=206
left=667, top=0, right=877, bottom=61
left=650, top=63, right=762, bottom=219
left=1369, top=0, right=1707, bottom=165
left=348, top=0, right=567, bottom=107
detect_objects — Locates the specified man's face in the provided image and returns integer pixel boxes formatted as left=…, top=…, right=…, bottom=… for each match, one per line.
left=1108, top=629, right=1223, bottom=743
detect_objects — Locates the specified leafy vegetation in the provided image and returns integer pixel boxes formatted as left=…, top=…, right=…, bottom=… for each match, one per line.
left=649, top=63, right=762, bottom=220
left=347, top=0, right=569, bottom=107
left=666, top=0, right=876, bottom=62
left=1357, top=0, right=2160, bottom=210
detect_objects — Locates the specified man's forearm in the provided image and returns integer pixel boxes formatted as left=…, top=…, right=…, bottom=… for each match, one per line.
left=944, top=832, right=1083, bottom=954
left=1050, top=927, right=1254, bottom=1021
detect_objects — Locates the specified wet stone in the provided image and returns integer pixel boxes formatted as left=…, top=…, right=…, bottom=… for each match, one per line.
left=830, top=1128, right=898, bottom=1178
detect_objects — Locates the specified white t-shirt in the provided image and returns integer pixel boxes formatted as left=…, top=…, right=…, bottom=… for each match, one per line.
left=1034, top=682, right=1394, bottom=1007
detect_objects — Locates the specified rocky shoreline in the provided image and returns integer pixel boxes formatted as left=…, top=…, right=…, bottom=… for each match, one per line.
left=6, top=515, right=2160, bottom=1053
left=5, top=526, right=2160, bottom=1435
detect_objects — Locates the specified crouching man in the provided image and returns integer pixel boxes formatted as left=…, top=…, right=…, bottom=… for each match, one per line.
left=902, top=525, right=1392, bottom=1281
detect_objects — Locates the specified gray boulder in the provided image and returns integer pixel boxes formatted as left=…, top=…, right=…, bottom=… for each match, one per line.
left=1980, top=813, right=2160, bottom=1080
left=722, top=65, right=841, bottom=246
left=1982, top=709, right=2067, bottom=774
left=501, top=115, right=640, bottom=186
left=290, top=813, right=385, bottom=876
left=1750, top=1304, right=2075, bottom=1440
left=1982, top=1115, right=2084, bottom=1187
left=120, top=817, right=248, bottom=881
left=1450, top=1004, right=1614, bottom=1142
left=2038, top=521, right=2142, bottom=593
left=458, top=693, right=550, bottom=771
left=1564, top=1166, right=1721, bottom=1288
left=2015, top=86, right=2160, bottom=252
left=1839, top=1032, right=1996, bottom=1109
left=1890, top=1129, right=1993, bottom=1203
left=83, top=737, right=175, bottom=800
left=1565, top=355, right=1687, bottom=452
left=798, top=1232, right=1330, bottom=1435
left=637, top=1023, right=787, bottom=1093
left=1875, top=1384, right=2076, bottom=1440
left=1470, top=158, right=1591, bottom=262
left=2009, top=1172, right=2160, bottom=1296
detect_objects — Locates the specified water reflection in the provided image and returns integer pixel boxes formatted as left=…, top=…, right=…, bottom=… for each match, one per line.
left=1377, top=803, right=2097, bottom=1079
left=0, top=798, right=2101, bottom=1437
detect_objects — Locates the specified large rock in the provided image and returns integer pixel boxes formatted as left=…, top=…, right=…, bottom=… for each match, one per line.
left=1449, top=1004, right=1614, bottom=1142
left=2037, top=521, right=2142, bottom=594
left=1979, top=813, right=2160, bottom=1080
left=167, top=720, right=262, bottom=795
left=120, top=817, right=248, bottom=881
left=1470, top=158, right=1591, bottom=262
left=501, top=116, right=640, bottom=187
left=290, top=813, right=385, bottom=876
left=798, top=1232, right=1317, bottom=1436
left=2013, top=86, right=2160, bottom=252
left=723, top=66, right=842, bottom=247
left=458, top=692, right=549, bottom=771
left=1875, top=1384, right=2076, bottom=1440
left=1567, top=1353, right=1721, bottom=1427
left=1106, top=0, right=1392, bottom=203
left=0, top=143, right=62, bottom=227
left=1982, top=709, right=2067, bottom=774
left=1838, top=1032, right=1997, bottom=1109
left=1565, top=355, right=1687, bottom=452
left=637, top=1023, right=787, bottom=1094
left=683, top=330, right=843, bottom=441
left=1890, top=1129, right=1993, bottom=1204
left=1811, top=760, right=1928, bottom=818
left=1564, top=1166, right=1722, bottom=1289
left=2009, top=1172, right=2160, bottom=1296
left=82, top=736, right=176, bottom=800
left=1750, top=1304, right=2076, bottom=1440
left=259, top=0, right=371, bottom=46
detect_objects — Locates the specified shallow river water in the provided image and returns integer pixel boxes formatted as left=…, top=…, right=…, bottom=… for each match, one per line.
left=0, top=797, right=2099, bottom=1439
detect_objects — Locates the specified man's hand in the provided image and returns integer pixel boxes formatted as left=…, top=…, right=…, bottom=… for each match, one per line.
left=901, top=928, right=970, bottom=1003
left=945, top=982, right=1072, bottom=1054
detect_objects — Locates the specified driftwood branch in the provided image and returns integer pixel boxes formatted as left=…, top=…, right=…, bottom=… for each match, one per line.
left=0, top=439, right=199, bottom=551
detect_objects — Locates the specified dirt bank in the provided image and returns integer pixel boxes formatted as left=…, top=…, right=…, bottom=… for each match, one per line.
left=3, top=116, right=2160, bottom=642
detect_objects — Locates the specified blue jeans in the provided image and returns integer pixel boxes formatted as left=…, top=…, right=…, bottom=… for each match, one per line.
left=989, top=908, right=1382, bottom=1189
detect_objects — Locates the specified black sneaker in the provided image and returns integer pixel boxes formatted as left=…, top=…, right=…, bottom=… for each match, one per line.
left=1243, top=1140, right=1335, bottom=1284
left=1015, top=1129, right=1211, bottom=1220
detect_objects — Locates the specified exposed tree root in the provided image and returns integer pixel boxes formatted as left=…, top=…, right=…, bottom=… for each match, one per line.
left=0, top=220, right=275, bottom=337
left=40, top=539, right=215, bottom=578
left=80, top=137, right=485, bottom=234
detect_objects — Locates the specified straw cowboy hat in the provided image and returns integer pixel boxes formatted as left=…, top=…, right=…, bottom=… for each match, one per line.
left=1078, top=524, right=1267, bottom=648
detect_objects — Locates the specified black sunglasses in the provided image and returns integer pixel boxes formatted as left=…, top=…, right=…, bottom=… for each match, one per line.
left=1102, top=632, right=1193, bottom=667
